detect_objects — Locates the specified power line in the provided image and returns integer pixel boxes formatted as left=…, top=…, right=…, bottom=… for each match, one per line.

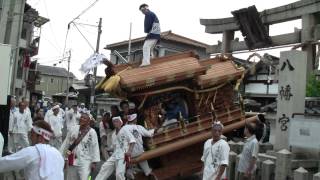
left=70, top=0, right=100, bottom=23
left=72, top=22, right=95, bottom=51
left=42, top=0, right=62, bottom=51
left=74, top=22, right=98, bottom=28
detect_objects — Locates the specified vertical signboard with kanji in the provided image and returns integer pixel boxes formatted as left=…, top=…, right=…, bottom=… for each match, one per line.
left=275, top=50, right=307, bottom=150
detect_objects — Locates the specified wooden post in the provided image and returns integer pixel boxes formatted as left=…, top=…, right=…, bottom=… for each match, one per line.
left=294, top=167, right=309, bottom=180
left=313, top=172, right=320, bottom=180
left=227, top=151, right=237, bottom=180
left=262, top=160, right=275, bottom=180
left=275, top=149, right=292, bottom=180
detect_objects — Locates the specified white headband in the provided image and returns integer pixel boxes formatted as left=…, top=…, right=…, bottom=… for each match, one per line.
left=112, top=116, right=123, bottom=125
left=128, top=114, right=137, bottom=122
left=52, top=105, right=60, bottom=110
left=32, top=126, right=53, bottom=141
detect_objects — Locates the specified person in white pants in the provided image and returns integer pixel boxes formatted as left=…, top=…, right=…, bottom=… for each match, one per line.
left=99, top=112, right=114, bottom=160
left=60, top=113, right=100, bottom=180
left=45, top=105, right=64, bottom=149
left=95, top=116, right=136, bottom=180
left=65, top=105, right=81, bottom=131
left=0, top=132, right=4, bottom=157
left=8, top=102, right=32, bottom=152
left=8, top=97, right=17, bottom=153
left=125, top=114, right=155, bottom=177
left=139, top=4, right=160, bottom=67
left=0, top=120, right=64, bottom=180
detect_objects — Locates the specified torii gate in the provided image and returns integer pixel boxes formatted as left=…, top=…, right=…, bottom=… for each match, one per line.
left=200, top=0, right=320, bottom=74
left=200, top=0, right=320, bottom=150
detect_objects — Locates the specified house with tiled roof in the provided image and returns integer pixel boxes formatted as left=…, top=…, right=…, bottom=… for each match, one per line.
left=105, top=30, right=210, bottom=64
left=35, top=64, right=76, bottom=96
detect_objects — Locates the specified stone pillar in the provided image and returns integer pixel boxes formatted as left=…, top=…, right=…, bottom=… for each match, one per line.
left=275, top=50, right=307, bottom=150
left=221, top=30, right=234, bottom=54
left=260, top=143, right=274, bottom=153
left=275, top=149, right=292, bottom=180
left=313, top=172, right=320, bottom=180
left=302, top=14, right=316, bottom=74
left=294, top=167, right=309, bottom=180
left=227, top=151, right=237, bottom=180
left=262, top=160, right=275, bottom=180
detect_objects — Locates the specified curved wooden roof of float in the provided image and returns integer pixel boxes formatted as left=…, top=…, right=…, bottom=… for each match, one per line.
left=198, top=56, right=244, bottom=88
left=114, top=51, right=207, bottom=91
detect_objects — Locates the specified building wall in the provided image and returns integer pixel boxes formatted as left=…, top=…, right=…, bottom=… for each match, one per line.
left=35, top=74, right=74, bottom=97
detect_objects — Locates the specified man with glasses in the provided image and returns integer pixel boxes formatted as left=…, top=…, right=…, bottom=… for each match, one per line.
left=139, top=3, right=161, bottom=67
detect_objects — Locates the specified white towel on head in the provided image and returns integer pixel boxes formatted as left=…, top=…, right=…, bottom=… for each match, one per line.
left=35, top=144, right=62, bottom=178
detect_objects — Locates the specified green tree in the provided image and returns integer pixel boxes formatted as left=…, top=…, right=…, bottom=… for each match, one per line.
left=306, top=73, right=320, bottom=97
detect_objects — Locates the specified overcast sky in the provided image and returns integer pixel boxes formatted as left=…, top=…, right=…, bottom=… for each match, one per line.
left=27, top=0, right=300, bottom=79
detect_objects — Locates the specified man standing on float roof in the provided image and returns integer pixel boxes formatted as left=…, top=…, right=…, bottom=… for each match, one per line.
left=139, top=3, right=161, bottom=67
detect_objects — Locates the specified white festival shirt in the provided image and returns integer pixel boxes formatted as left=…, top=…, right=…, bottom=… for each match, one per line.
left=201, top=138, right=230, bottom=180
left=44, top=108, right=65, bottom=122
left=66, top=109, right=81, bottom=130
left=0, top=144, right=64, bottom=180
left=99, top=121, right=114, bottom=148
left=46, top=114, right=64, bottom=138
left=111, top=126, right=136, bottom=159
left=60, top=125, right=100, bottom=166
left=124, top=124, right=154, bottom=157
left=9, top=107, right=18, bottom=133
left=9, top=110, right=32, bottom=134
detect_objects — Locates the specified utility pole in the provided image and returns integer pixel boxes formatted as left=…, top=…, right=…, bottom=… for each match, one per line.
left=128, top=22, right=132, bottom=62
left=90, top=18, right=102, bottom=112
left=65, top=50, right=71, bottom=106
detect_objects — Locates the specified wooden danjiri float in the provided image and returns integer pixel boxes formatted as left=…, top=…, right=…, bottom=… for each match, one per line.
left=96, top=51, right=257, bottom=180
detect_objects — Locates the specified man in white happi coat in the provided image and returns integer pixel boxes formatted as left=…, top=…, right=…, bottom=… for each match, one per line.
left=8, top=97, right=17, bottom=152
left=22, top=98, right=31, bottom=115
left=95, top=116, right=136, bottom=180
left=125, top=113, right=155, bottom=177
left=0, top=120, right=64, bottom=180
left=60, top=113, right=100, bottom=180
left=78, top=103, right=88, bottom=114
left=44, top=103, right=65, bottom=122
left=66, top=104, right=81, bottom=131
left=8, top=102, right=32, bottom=152
left=46, top=105, right=64, bottom=149
left=99, top=112, right=114, bottom=160
left=201, top=121, right=230, bottom=180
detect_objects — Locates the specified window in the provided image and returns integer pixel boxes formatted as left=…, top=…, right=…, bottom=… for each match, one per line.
left=51, top=78, right=54, bottom=83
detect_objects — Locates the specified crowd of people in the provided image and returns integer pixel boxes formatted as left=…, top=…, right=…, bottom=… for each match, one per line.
left=0, top=97, right=157, bottom=180
left=0, top=96, right=268, bottom=180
